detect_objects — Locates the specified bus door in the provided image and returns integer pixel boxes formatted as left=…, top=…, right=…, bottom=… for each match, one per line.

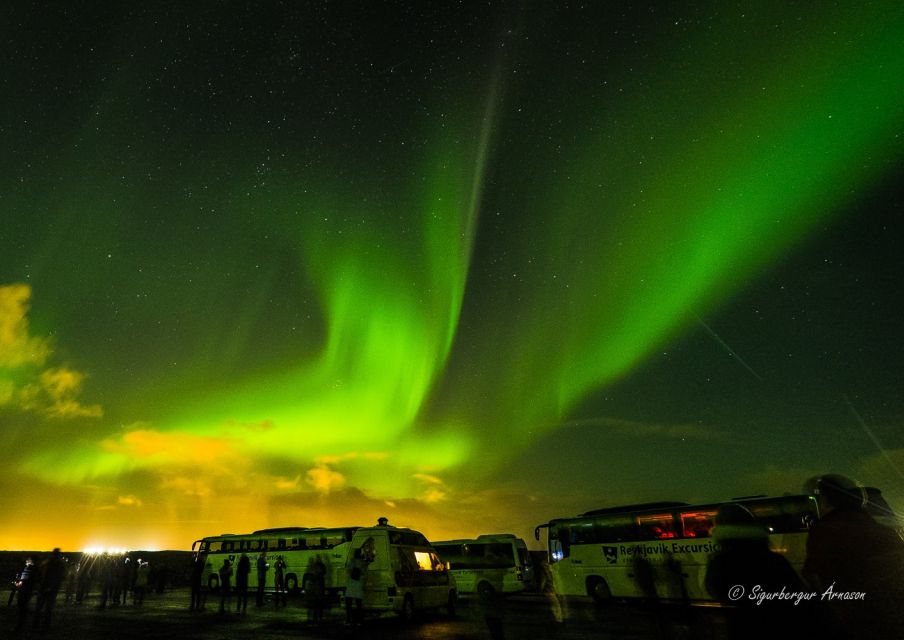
left=676, top=509, right=717, bottom=599
left=632, top=512, right=685, bottom=600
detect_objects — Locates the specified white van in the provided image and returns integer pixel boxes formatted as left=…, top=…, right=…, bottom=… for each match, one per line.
left=433, top=534, right=534, bottom=595
left=346, top=525, right=457, bottom=619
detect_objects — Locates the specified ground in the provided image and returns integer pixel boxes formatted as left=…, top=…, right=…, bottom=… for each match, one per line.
left=1, top=586, right=734, bottom=640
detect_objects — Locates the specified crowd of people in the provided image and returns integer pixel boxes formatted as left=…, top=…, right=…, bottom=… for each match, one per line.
left=184, top=548, right=330, bottom=625
left=7, top=549, right=157, bottom=631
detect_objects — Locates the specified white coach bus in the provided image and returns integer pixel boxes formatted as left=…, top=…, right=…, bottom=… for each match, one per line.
left=193, top=522, right=458, bottom=618
left=432, top=534, right=534, bottom=595
left=534, top=495, right=819, bottom=603
left=192, top=526, right=358, bottom=595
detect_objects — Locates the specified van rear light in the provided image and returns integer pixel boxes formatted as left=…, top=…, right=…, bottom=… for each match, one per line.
left=387, top=586, right=397, bottom=597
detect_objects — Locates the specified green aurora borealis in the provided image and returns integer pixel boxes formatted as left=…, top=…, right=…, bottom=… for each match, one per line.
left=2, top=1, right=903, bottom=550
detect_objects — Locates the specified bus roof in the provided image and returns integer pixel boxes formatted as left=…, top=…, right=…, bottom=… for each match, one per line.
left=434, top=534, right=523, bottom=545
left=251, top=526, right=358, bottom=534
left=580, top=501, right=689, bottom=517
left=547, top=494, right=817, bottom=525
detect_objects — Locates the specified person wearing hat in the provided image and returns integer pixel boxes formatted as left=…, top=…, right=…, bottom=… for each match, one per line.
left=803, top=474, right=904, bottom=638
left=705, top=504, right=804, bottom=639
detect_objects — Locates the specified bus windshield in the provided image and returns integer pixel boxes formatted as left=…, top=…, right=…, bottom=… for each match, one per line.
left=434, top=542, right=517, bottom=569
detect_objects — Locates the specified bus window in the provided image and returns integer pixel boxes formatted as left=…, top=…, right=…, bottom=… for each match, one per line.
left=592, top=514, right=635, bottom=542
left=570, top=523, right=596, bottom=544
left=277, top=539, right=287, bottom=550
left=680, top=510, right=716, bottom=538
left=744, top=496, right=818, bottom=533
left=636, top=513, right=676, bottom=540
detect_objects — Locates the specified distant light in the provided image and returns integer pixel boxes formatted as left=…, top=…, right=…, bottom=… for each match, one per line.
left=82, top=545, right=130, bottom=555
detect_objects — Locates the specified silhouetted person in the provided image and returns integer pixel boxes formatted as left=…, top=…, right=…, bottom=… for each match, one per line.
left=345, top=548, right=365, bottom=624
left=98, top=554, right=116, bottom=609
left=63, top=557, right=77, bottom=604
left=476, top=575, right=506, bottom=640
left=273, top=555, right=287, bottom=607
left=133, top=560, right=149, bottom=606
left=235, top=553, right=250, bottom=613
left=7, top=567, right=19, bottom=606
left=34, top=548, right=67, bottom=628
left=75, top=556, right=92, bottom=604
left=14, top=557, right=36, bottom=631
left=803, top=474, right=904, bottom=639
left=218, top=559, right=232, bottom=614
left=154, top=563, right=168, bottom=594
left=117, top=555, right=132, bottom=605
left=256, top=552, right=269, bottom=607
left=189, top=555, right=205, bottom=610
left=633, top=556, right=669, bottom=639
left=376, top=516, right=389, bottom=526
left=705, top=504, right=805, bottom=640
left=304, top=555, right=327, bottom=624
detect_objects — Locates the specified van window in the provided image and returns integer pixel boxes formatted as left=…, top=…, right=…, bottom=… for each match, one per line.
left=414, top=551, right=434, bottom=571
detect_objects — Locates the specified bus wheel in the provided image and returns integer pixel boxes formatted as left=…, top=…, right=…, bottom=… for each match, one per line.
left=400, top=594, right=415, bottom=621
left=285, top=574, right=298, bottom=595
left=477, top=581, right=495, bottom=597
left=587, top=576, right=611, bottom=604
left=446, top=591, right=457, bottom=617
left=208, top=575, right=220, bottom=592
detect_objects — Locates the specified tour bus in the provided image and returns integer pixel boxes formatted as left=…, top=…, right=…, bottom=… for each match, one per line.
left=345, top=525, right=458, bottom=619
left=192, top=526, right=358, bottom=596
left=534, top=495, right=819, bottom=603
left=432, top=534, right=535, bottom=595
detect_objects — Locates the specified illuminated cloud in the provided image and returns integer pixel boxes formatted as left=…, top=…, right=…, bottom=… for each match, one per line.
left=412, top=473, right=444, bottom=485
left=0, top=284, right=101, bottom=419
left=0, top=284, right=51, bottom=368
left=117, top=495, right=143, bottom=507
left=306, top=463, right=346, bottom=494
left=274, top=475, right=301, bottom=490
left=18, top=367, right=103, bottom=419
left=421, top=488, right=447, bottom=504
left=102, top=429, right=238, bottom=467
left=413, top=473, right=448, bottom=503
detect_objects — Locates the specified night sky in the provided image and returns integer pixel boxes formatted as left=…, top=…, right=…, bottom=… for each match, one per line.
left=2, top=1, right=903, bottom=551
